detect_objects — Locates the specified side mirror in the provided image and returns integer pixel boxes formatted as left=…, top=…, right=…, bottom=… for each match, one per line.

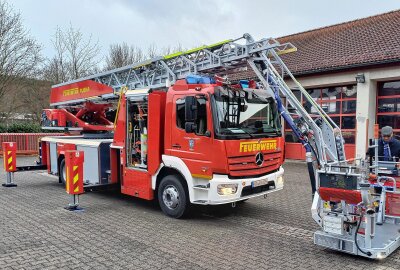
left=185, top=122, right=196, bottom=133
left=185, top=96, right=197, bottom=122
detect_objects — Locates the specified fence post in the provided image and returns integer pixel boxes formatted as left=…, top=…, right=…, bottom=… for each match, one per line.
left=25, top=134, right=28, bottom=154
left=2, top=142, right=17, bottom=187
left=64, top=150, right=84, bottom=211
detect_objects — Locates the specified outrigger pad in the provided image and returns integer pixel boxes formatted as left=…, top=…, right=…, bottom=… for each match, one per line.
left=64, top=206, right=84, bottom=212
left=2, top=183, right=17, bottom=187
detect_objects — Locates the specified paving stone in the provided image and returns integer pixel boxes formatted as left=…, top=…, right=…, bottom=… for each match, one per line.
left=0, top=157, right=399, bottom=269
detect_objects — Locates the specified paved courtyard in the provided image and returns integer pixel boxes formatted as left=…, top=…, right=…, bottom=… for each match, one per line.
left=0, top=157, right=400, bottom=269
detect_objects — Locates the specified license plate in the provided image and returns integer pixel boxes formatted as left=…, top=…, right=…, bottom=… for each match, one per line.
left=252, top=178, right=268, bottom=188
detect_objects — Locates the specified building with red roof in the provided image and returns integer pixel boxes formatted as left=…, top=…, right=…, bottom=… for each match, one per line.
left=261, top=10, right=400, bottom=159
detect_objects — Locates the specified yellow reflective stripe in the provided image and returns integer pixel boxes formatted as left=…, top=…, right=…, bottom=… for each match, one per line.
left=184, top=45, right=207, bottom=55
left=9, top=166, right=13, bottom=170
left=113, top=87, right=127, bottom=128
left=66, top=169, right=70, bottom=193
left=73, top=165, right=79, bottom=184
left=192, top=174, right=212, bottom=180
left=73, top=173, right=79, bottom=184
left=163, top=51, right=183, bottom=60
left=163, top=39, right=232, bottom=60
left=207, top=39, right=232, bottom=49
left=8, top=156, right=12, bottom=165
left=74, top=186, right=79, bottom=193
left=7, top=151, right=11, bottom=155
left=132, top=60, right=152, bottom=69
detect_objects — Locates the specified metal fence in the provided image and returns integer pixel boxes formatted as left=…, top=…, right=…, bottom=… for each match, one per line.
left=0, top=133, right=62, bottom=155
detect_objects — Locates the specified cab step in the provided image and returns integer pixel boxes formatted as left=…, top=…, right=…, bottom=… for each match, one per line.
left=193, top=200, right=208, bottom=204
left=193, top=184, right=210, bottom=190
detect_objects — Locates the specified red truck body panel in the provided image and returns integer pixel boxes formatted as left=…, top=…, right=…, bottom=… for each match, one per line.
left=50, top=80, right=114, bottom=105
left=147, top=91, right=166, bottom=175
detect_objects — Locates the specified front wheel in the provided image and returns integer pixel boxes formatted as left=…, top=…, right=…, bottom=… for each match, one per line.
left=158, top=175, right=189, bottom=218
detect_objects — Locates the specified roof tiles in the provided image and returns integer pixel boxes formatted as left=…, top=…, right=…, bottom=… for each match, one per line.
left=277, top=9, right=400, bottom=75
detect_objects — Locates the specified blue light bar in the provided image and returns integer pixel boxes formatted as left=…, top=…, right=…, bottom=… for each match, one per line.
left=186, top=75, right=216, bottom=84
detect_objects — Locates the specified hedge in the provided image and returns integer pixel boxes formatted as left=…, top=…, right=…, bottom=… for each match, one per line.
left=0, top=122, right=54, bottom=133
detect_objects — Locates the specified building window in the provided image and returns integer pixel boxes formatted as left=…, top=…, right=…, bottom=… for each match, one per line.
left=285, top=85, right=357, bottom=144
left=377, top=81, right=400, bottom=138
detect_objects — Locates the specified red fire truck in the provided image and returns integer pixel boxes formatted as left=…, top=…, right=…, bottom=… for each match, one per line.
left=38, top=35, right=290, bottom=218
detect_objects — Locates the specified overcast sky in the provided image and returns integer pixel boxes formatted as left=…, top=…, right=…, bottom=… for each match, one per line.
left=10, top=0, right=400, bottom=60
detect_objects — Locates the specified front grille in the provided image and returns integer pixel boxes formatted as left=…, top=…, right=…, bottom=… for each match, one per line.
left=228, top=151, right=281, bottom=177
left=241, top=181, right=275, bottom=197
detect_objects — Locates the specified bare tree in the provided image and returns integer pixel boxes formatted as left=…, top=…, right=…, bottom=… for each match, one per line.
left=44, top=25, right=101, bottom=83
left=0, top=71, right=51, bottom=124
left=147, top=43, right=158, bottom=59
left=161, top=43, right=184, bottom=56
left=105, top=43, right=145, bottom=70
left=0, top=1, right=42, bottom=101
left=20, top=78, right=51, bottom=122
left=0, top=83, right=27, bottom=125
left=104, top=42, right=185, bottom=71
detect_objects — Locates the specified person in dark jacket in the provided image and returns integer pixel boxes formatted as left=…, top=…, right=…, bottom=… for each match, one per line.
left=369, top=126, right=400, bottom=161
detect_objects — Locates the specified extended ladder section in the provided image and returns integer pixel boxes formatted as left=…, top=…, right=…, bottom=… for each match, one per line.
left=243, top=35, right=346, bottom=165
left=49, top=33, right=346, bottom=164
left=52, top=34, right=296, bottom=97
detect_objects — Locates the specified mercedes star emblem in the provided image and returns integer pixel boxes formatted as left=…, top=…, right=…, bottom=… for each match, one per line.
left=255, top=152, right=264, bottom=167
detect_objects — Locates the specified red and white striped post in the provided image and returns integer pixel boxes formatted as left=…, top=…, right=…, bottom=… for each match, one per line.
left=64, top=150, right=84, bottom=210
left=2, top=142, right=17, bottom=187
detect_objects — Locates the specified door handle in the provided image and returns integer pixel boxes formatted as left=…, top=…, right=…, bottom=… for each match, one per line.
left=172, top=144, right=181, bottom=149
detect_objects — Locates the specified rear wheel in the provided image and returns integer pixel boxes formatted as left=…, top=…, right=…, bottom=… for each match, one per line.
left=158, top=175, right=189, bottom=218
left=60, top=159, right=66, bottom=185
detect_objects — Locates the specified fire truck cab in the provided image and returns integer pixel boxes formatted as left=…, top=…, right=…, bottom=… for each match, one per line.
left=41, top=76, right=284, bottom=218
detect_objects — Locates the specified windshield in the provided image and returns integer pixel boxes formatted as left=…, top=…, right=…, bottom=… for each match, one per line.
left=212, top=86, right=281, bottom=139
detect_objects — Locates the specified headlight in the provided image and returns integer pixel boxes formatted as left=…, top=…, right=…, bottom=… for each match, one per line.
left=276, top=175, right=284, bottom=187
left=217, top=184, right=238, bottom=195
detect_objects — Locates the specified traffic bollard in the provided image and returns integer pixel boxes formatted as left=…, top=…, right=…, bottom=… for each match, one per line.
left=64, top=150, right=84, bottom=211
left=2, top=142, right=17, bottom=187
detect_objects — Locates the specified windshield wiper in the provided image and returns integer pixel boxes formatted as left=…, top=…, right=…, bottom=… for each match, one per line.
left=220, top=128, right=254, bottom=138
left=234, top=127, right=254, bottom=138
left=241, top=125, right=281, bottom=137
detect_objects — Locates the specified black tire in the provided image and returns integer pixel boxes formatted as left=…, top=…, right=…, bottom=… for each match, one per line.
left=158, top=175, right=189, bottom=218
left=59, top=159, right=66, bottom=185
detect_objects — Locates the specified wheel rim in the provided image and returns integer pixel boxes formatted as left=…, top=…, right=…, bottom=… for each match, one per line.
left=162, top=185, right=180, bottom=210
